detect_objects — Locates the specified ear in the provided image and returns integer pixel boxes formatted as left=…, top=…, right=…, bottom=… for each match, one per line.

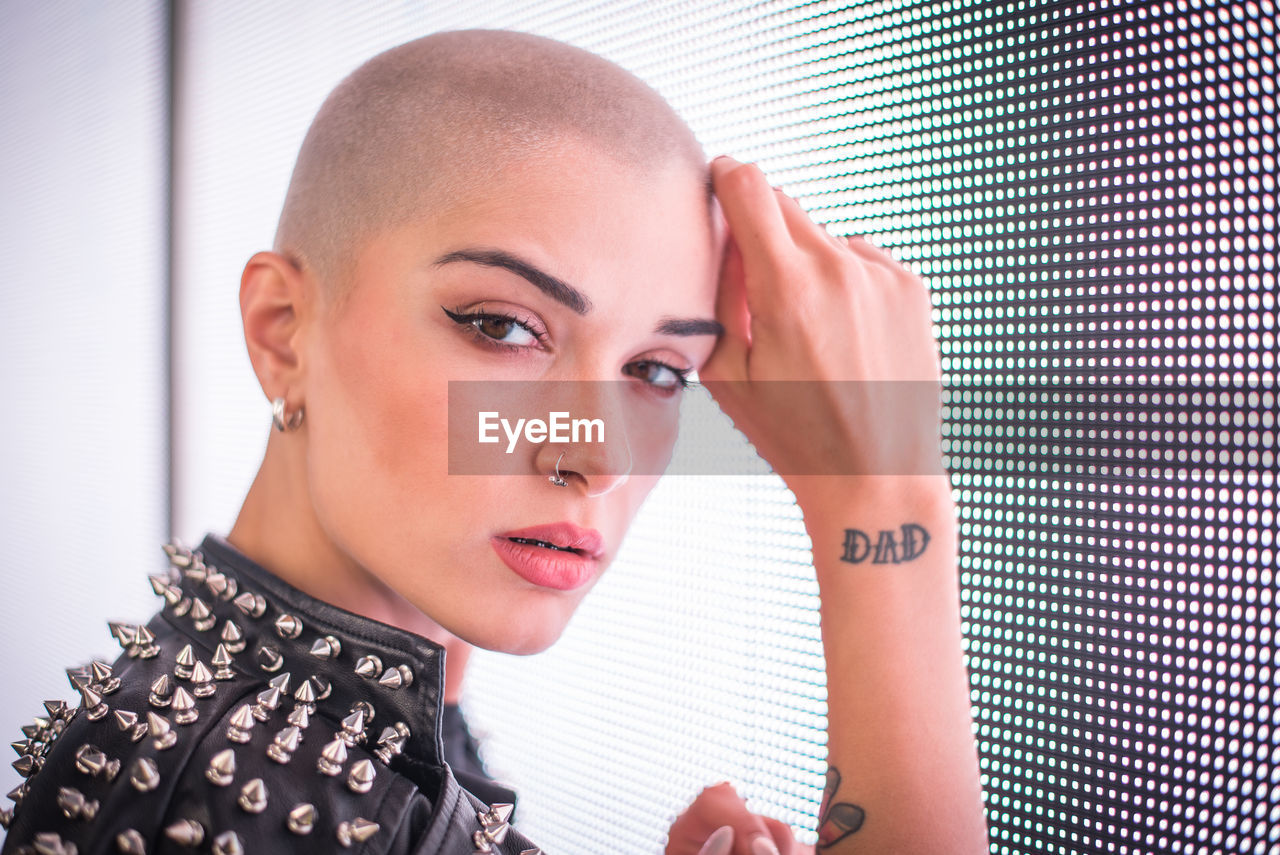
left=239, top=251, right=313, bottom=403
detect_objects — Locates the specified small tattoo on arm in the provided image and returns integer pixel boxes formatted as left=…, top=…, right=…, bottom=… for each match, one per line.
left=817, top=766, right=865, bottom=849
left=840, top=523, right=929, bottom=564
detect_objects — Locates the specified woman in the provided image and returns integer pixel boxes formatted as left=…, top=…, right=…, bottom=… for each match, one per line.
left=2, top=29, right=985, bottom=855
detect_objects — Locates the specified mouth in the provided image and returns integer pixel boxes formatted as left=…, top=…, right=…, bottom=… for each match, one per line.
left=491, top=523, right=606, bottom=592
left=496, top=523, right=605, bottom=559
left=505, top=536, right=587, bottom=555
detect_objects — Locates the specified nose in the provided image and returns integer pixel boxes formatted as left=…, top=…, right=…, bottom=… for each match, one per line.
left=535, top=382, right=632, bottom=497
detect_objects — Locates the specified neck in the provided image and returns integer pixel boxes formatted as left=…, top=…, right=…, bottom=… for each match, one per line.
left=228, top=430, right=462, bottom=661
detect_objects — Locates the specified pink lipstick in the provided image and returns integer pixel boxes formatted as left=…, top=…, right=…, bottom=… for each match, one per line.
left=491, top=523, right=604, bottom=591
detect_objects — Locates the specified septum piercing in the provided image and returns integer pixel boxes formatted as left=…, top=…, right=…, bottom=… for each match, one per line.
left=549, top=451, right=569, bottom=487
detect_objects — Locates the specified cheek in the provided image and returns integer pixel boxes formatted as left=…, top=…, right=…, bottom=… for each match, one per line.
left=309, top=296, right=451, bottom=509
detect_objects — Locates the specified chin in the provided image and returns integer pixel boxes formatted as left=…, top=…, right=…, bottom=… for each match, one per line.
left=453, top=598, right=577, bottom=655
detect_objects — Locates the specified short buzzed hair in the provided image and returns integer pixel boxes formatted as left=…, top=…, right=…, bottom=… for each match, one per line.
left=274, top=29, right=707, bottom=291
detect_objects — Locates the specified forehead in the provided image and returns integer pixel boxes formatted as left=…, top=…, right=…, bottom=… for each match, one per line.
left=419, top=143, right=720, bottom=314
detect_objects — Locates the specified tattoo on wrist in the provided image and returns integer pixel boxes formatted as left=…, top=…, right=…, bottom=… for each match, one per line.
left=817, top=766, right=865, bottom=848
left=840, top=523, right=929, bottom=564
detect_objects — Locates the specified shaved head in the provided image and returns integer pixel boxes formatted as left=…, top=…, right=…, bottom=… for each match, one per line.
left=274, top=29, right=707, bottom=291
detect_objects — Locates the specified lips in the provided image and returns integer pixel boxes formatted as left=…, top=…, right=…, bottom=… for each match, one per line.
left=491, top=523, right=605, bottom=591
left=496, top=523, right=604, bottom=559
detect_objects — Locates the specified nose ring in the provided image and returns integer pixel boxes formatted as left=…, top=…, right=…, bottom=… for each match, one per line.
left=549, top=451, right=569, bottom=487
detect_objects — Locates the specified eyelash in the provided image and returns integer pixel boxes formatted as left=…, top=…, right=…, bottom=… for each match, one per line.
left=441, top=306, right=693, bottom=392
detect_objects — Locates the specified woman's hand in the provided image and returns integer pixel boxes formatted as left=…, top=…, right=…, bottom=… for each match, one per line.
left=665, top=782, right=807, bottom=855
left=700, top=156, right=945, bottom=504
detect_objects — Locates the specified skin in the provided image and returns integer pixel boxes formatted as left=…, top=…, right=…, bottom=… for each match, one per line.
left=230, top=138, right=719, bottom=657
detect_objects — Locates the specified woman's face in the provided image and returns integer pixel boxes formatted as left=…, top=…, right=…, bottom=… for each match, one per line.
left=299, top=142, right=721, bottom=654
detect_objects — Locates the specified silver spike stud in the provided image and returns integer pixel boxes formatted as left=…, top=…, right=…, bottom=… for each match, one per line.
left=256, top=644, right=284, bottom=673
left=212, top=644, right=235, bottom=680
left=147, top=711, right=177, bottom=750
left=340, top=709, right=366, bottom=745
left=148, top=673, right=173, bottom=708
left=220, top=620, right=246, bottom=654
left=308, top=674, right=332, bottom=700
left=205, top=569, right=229, bottom=599
left=233, top=590, right=266, bottom=619
left=226, top=703, right=255, bottom=744
left=237, top=777, right=268, bottom=813
left=131, top=625, right=160, bottom=659
left=169, top=588, right=192, bottom=617
left=174, top=644, right=195, bottom=679
left=275, top=614, right=303, bottom=639
left=148, top=574, right=169, bottom=597
left=11, top=739, right=29, bottom=757
left=286, top=706, right=310, bottom=730
left=351, top=700, right=375, bottom=724
left=212, top=830, right=244, bottom=855
left=316, top=736, right=348, bottom=776
left=129, top=757, right=160, bottom=792
left=286, top=802, right=317, bottom=835
left=56, top=786, right=99, bottom=821
left=347, top=758, right=375, bottom=794
left=11, top=753, right=40, bottom=778
left=479, top=803, right=514, bottom=826
left=73, top=744, right=107, bottom=776
left=474, top=823, right=510, bottom=848
left=206, top=748, right=236, bottom=786
left=378, top=664, right=414, bottom=689
left=293, top=679, right=317, bottom=711
left=79, top=684, right=109, bottom=720
left=164, top=818, right=205, bottom=846
left=309, top=635, right=341, bottom=659
left=30, top=831, right=78, bottom=855
left=373, top=724, right=408, bottom=765
left=190, top=598, right=216, bottom=632
left=171, top=686, right=198, bottom=725
left=354, top=655, right=382, bottom=679
left=190, top=661, right=216, bottom=698
left=0, top=805, right=10, bottom=830
left=267, top=725, right=301, bottom=763
left=108, top=621, right=137, bottom=649
left=268, top=672, right=292, bottom=694
left=251, top=685, right=282, bottom=722
left=89, top=660, right=121, bottom=694
left=44, top=699, right=70, bottom=720
left=335, top=818, right=379, bottom=847
left=116, top=830, right=146, bottom=855
left=66, top=665, right=91, bottom=691
left=7, top=782, right=28, bottom=806
left=160, top=582, right=184, bottom=607
left=113, top=709, right=138, bottom=733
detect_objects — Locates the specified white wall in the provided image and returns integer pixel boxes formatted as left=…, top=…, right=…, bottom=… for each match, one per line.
left=0, top=0, right=168, bottom=825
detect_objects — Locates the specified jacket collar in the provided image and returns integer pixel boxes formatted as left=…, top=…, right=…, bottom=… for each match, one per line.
left=154, top=535, right=448, bottom=776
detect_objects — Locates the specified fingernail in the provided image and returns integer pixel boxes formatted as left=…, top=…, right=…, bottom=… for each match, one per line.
left=750, top=835, right=782, bottom=855
left=696, top=825, right=735, bottom=855
left=710, top=155, right=742, bottom=173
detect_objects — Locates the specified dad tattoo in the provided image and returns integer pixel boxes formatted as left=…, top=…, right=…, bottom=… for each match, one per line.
left=817, top=766, right=865, bottom=848
left=839, top=523, right=929, bottom=565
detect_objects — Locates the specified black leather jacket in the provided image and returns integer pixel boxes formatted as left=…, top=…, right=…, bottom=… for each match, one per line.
left=2, top=536, right=543, bottom=854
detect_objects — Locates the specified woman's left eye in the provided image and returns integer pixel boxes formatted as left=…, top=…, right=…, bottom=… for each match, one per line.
left=625, top=360, right=692, bottom=392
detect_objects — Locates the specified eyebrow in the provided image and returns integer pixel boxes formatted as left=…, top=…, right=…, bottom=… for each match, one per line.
left=434, top=248, right=592, bottom=314
left=434, top=246, right=722, bottom=337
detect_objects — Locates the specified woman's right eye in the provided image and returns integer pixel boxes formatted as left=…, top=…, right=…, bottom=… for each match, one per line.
left=441, top=306, right=543, bottom=348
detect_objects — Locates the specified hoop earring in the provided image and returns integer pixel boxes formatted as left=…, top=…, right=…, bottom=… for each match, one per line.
left=271, top=397, right=304, bottom=432
left=549, top=451, right=569, bottom=487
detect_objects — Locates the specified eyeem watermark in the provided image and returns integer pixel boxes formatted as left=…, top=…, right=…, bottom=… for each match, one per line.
left=478, top=411, right=605, bottom=454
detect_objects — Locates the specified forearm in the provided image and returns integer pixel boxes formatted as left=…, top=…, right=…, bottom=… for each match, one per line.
left=795, top=475, right=987, bottom=853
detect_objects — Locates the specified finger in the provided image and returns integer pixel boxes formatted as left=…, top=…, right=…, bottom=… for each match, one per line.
left=697, top=826, right=735, bottom=855
left=761, top=816, right=796, bottom=854
left=701, top=237, right=750, bottom=383
left=710, top=156, right=794, bottom=279
left=772, top=188, right=834, bottom=252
